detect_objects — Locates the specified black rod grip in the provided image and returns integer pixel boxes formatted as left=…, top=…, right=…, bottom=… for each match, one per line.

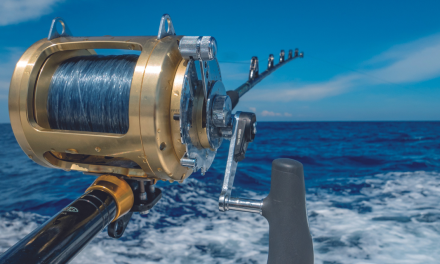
left=0, top=190, right=117, bottom=264
left=262, top=158, right=314, bottom=264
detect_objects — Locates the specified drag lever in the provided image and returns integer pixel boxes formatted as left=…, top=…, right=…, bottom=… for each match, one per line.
left=218, top=111, right=262, bottom=213
left=179, top=36, right=217, bottom=100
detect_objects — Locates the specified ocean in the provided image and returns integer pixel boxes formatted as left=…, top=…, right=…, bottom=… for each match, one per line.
left=0, top=122, right=439, bottom=264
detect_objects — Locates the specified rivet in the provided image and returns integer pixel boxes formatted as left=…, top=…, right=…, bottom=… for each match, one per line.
left=157, top=168, right=163, bottom=172
left=65, top=149, right=78, bottom=154
left=28, top=155, right=33, bottom=159
left=95, top=147, right=101, bottom=152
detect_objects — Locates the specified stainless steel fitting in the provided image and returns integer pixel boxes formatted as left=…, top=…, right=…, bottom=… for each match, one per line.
left=212, top=95, right=232, bottom=128
left=249, top=56, right=259, bottom=80
left=279, top=50, right=285, bottom=62
left=268, top=54, right=274, bottom=68
left=180, top=156, right=197, bottom=168
left=179, top=36, right=217, bottom=61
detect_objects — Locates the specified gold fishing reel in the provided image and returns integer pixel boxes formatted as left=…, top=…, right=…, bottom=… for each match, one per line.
left=9, top=15, right=228, bottom=183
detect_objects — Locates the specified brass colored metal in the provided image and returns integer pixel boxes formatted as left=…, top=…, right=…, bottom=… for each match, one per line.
left=170, top=60, right=193, bottom=180
left=140, top=37, right=188, bottom=181
left=8, top=35, right=196, bottom=182
left=85, top=175, right=134, bottom=221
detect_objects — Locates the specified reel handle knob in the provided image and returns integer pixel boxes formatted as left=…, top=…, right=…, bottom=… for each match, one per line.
left=262, top=158, right=314, bottom=264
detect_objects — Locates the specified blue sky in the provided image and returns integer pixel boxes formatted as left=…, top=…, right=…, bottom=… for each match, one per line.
left=0, top=0, right=439, bottom=122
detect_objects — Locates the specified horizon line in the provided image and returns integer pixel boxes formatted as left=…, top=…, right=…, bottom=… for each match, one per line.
left=0, top=120, right=439, bottom=125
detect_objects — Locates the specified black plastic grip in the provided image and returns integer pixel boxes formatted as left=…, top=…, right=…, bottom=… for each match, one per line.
left=262, top=159, right=314, bottom=264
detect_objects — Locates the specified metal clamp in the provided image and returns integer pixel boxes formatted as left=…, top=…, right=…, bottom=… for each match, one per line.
left=48, top=17, right=72, bottom=40
left=157, top=14, right=176, bottom=40
left=218, top=112, right=262, bottom=214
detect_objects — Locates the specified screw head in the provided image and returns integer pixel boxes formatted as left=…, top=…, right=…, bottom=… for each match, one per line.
left=140, top=210, right=150, bottom=215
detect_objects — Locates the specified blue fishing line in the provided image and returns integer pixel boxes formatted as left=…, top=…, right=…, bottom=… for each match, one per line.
left=47, top=54, right=138, bottom=134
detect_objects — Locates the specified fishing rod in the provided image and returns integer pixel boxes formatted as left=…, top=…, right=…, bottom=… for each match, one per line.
left=1, top=14, right=313, bottom=264
left=227, top=49, right=304, bottom=109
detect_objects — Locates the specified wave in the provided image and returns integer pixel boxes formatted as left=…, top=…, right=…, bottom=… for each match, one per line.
left=1, top=171, right=440, bottom=263
left=309, top=171, right=440, bottom=264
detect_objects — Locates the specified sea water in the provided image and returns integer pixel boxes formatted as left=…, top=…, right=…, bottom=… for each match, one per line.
left=0, top=122, right=439, bottom=264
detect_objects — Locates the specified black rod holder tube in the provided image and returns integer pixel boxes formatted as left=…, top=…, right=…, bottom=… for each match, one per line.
left=0, top=190, right=117, bottom=264
left=262, top=158, right=314, bottom=264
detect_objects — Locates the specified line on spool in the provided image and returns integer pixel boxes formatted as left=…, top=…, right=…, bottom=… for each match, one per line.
left=47, top=54, right=139, bottom=134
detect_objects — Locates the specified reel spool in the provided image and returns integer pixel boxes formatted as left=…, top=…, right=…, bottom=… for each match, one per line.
left=9, top=15, right=225, bottom=182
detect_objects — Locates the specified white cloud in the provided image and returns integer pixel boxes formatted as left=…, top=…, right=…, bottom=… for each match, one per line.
left=248, top=107, right=256, bottom=112
left=371, top=40, right=440, bottom=83
left=0, top=0, right=64, bottom=26
left=284, top=112, right=292, bottom=117
left=245, top=74, right=361, bottom=102
left=261, top=110, right=282, bottom=117
left=0, top=48, right=24, bottom=94
left=243, top=33, right=440, bottom=103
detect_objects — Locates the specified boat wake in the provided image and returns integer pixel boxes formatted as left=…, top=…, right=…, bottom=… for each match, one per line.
left=1, top=171, right=439, bottom=264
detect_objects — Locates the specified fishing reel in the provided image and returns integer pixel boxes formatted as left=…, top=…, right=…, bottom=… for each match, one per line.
left=5, top=14, right=313, bottom=264
left=9, top=15, right=229, bottom=183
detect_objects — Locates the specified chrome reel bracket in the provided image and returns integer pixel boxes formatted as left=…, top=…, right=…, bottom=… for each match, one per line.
left=218, top=112, right=262, bottom=213
left=48, top=17, right=72, bottom=40
left=157, top=14, right=176, bottom=40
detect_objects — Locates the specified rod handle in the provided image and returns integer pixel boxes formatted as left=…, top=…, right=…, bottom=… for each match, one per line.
left=262, top=158, right=314, bottom=264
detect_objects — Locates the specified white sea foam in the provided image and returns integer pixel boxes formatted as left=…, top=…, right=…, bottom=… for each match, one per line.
left=0, top=171, right=439, bottom=263
left=309, top=171, right=440, bottom=264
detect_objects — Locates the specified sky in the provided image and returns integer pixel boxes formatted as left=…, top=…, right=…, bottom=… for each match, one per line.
left=0, top=0, right=439, bottom=122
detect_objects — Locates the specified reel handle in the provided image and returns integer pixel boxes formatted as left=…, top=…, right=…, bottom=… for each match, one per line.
left=262, top=158, right=314, bottom=264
